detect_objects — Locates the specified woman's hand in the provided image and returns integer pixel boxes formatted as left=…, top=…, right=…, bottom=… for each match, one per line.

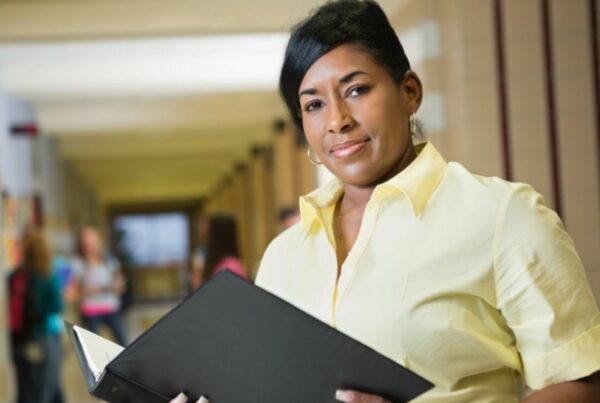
left=335, top=389, right=393, bottom=402
left=169, top=392, right=209, bottom=403
left=170, top=390, right=389, bottom=402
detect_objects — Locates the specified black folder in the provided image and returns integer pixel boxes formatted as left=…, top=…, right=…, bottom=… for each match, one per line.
left=67, top=271, right=433, bottom=403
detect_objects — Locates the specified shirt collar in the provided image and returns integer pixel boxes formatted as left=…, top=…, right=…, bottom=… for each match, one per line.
left=299, top=142, right=447, bottom=229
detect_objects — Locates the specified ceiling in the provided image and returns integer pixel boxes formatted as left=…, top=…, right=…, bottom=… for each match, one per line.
left=0, top=0, right=405, bottom=206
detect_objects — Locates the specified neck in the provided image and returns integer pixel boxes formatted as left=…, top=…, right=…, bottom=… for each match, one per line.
left=340, top=141, right=417, bottom=212
left=337, top=186, right=373, bottom=215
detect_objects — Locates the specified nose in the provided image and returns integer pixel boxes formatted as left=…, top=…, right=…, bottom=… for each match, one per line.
left=326, top=98, right=354, bottom=134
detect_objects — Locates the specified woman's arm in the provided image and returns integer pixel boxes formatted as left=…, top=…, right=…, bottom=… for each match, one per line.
left=335, top=372, right=600, bottom=403
left=111, top=269, right=127, bottom=295
left=523, top=372, right=600, bottom=402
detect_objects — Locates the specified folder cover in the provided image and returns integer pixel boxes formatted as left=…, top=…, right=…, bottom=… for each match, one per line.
left=67, top=271, right=433, bottom=402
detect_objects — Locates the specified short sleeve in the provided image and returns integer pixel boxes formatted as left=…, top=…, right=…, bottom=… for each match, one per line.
left=494, top=184, right=600, bottom=389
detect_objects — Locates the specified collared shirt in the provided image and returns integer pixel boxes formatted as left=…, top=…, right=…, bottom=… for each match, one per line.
left=256, top=142, right=600, bottom=402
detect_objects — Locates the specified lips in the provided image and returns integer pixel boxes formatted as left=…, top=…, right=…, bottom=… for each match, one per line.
left=330, top=139, right=370, bottom=158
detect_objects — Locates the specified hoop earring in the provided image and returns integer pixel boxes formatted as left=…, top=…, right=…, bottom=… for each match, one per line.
left=409, top=113, right=416, bottom=136
left=307, top=146, right=322, bottom=165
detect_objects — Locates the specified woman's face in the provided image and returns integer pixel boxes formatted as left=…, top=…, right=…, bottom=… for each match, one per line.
left=81, top=228, right=102, bottom=257
left=299, top=44, right=421, bottom=187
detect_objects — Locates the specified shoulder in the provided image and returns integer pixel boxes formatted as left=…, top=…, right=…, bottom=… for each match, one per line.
left=494, top=181, right=565, bottom=248
left=263, top=223, right=305, bottom=262
left=256, top=223, right=305, bottom=287
left=434, top=162, right=525, bottom=224
left=104, top=254, right=120, bottom=271
left=211, top=256, right=247, bottom=279
left=37, top=272, right=61, bottom=294
left=432, top=163, right=556, bottom=243
left=445, top=162, right=517, bottom=201
left=217, top=256, right=244, bottom=272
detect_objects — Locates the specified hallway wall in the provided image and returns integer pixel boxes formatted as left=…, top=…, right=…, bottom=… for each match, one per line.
left=387, top=0, right=600, bottom=300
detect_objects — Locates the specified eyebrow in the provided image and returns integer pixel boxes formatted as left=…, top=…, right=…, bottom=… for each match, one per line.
left=298, top=70, right=369, bottom=98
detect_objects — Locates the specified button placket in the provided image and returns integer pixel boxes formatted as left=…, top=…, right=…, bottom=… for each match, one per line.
left=332, top=198, right=383, bottom=325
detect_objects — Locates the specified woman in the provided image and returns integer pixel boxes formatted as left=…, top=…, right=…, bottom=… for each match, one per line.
left=173, top=1, right=600, bottom=402
left=73, top=226, right=128, bottom=346
left=202, top=213, right=247, bottom=283
left=9, top=229, right=63, bottom=403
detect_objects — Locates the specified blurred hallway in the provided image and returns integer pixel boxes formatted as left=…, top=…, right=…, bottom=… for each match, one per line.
left=1, top=0, right=600, bottom=402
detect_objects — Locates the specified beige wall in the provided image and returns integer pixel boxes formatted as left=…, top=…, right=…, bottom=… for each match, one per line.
left=551, top=0, right=600, bottom=282
left=390, top=0, right=600, bottom=301
left=503, top=0, right=553, bottom=203
left=0, top=165, right=9, bottom=403
left=0, top=92, right=8, bottom=403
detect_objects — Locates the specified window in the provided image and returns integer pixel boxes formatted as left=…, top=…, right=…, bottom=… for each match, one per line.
left=114, top=213, right=188, bottom=267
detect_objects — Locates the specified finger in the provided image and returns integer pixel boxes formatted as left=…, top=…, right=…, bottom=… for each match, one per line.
left=336, top=390, right=353, bottom=401
left=197, top=396, right=209, bottom=403
left=335, top=389, right=388, bottom=403
left=170, top=392, right=188, bottom=403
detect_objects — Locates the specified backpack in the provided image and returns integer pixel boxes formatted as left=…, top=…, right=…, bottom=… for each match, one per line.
left=8, top=267, right=42, bottom=342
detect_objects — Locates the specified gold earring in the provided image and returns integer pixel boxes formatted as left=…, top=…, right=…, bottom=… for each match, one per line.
left=307, top=146, right=322, bottom=165
left=409, top=113, right=416, bottom=136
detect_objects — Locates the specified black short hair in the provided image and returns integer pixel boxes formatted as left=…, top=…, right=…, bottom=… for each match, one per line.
left=278, top=206, right=299, bottom=223
left=204, top=213, right=240, bottom=281
left=279, top=0, right=411, bottom=133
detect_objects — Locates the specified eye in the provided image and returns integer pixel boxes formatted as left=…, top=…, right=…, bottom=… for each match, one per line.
left=347, top=85, right=370, bottom=97
left=303, top=100, right=325, bottom=112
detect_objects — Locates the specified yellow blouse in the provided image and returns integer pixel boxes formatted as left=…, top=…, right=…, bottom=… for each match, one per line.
left=255, top=142, right=600, bottom=402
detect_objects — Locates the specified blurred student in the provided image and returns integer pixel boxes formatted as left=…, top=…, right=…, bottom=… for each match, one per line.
left=72, top=226, right=128, bottom=346
left=47, top=255, right=75, bottom=403
left=189, top=215, right=209, bottom=292
left=201, top=213, right=247, bottom=284
left=9, top=229, right=63, bottom=403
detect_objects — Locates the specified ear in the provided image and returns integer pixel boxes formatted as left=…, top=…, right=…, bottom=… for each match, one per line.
left=403, top=70, right=423, bottom=113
